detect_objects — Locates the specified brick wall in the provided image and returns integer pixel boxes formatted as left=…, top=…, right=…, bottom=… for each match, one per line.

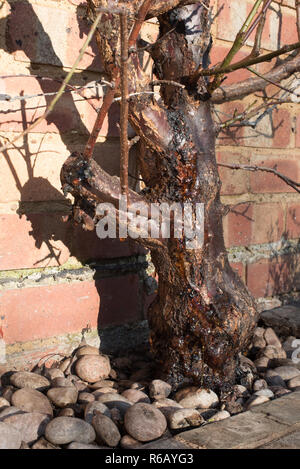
left=0, top=0, right=300, bottom=368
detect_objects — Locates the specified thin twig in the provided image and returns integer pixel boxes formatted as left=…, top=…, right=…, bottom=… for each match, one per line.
left=0, top=12, right=103, bottom=154
left=247, top=66, right=300, bottom=97
left=218, top=163, right=300, bottom=193
left=120, top=12, right=129, bottom=199
left=151, top=79, right=185, bottom=89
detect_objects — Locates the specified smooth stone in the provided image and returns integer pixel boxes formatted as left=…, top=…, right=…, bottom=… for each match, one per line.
left=272, top=387, right=291, bottom=398
left=207, top=410, right=230, bottom=422
left=178, top=389, right=219, bottom=409
left=96, top=393, right=132, bottom=415
left=84, top=401, right=112, bottom=424
left=233, top=385, right=249, bottom=397
left=259, top=345, right=286, bottom=360
left=75, top=355, right=110, bottom=383
left=51, top=377, right=74, bottom=388
left=254, top=389, right=274, bottom=398
left=0, top=406, right=23, bottom=419
left=58, top=408, right=75, bottom=417
left=44, top=369, right=64, bottom=380
left=265, top=369, right=286, bottom=387
left=120, top=435, right=142, bottom=449
left=253, top=327, right=265, bottom=339
left=78, top=392, right=95, bottom=404
left=10, top=372, right=50, bottom=392
left=1, top=386, right=16, bottom=403
left=252, top=336, right=266, bottom=349
left=254, top=357, right=270, bottom=372
left=67, top=442, right=105, bottom=449
left=93, top=387, right=118, bottom=398
left=45, top=417, right=96, bottom=445
left=273, top=366, right=300, bottom=381
left=0, top=421, right=22, bottom=449
left=89, top=380, right=117, bottom=390
left=152, top=398, right=183, bottom=417
left=264, top=328, right=282, bottom=349
left=121, top=389, right=150, bottom=404
left=149, top=380, right=172, bottom=400
left=253, top=379, right=268, bottom=392
left=246, top=395, right=270, bottom=409
left=167, top=408, right=204, bottom=430
left=47, top=387, right=78, bottom=408
left=11, top=388, right=53, bottom=416
left=282, top=336, right=297, bottom=358
left=0, top=397, right=10, bottom=410
left=32, top=437, right=60, bottom=449
left=2, top=412, right=50, bottom=445
left=92, top=413, right=121, bottom=447
left=59, top=358, right=72, bottom=374
left=76, top=346, right=100, bottom=357
left=124, top=403, right=167, bottom=442
left=287, top=375, right=300, bottom=390
left=174, top=386, right=198, bottom=402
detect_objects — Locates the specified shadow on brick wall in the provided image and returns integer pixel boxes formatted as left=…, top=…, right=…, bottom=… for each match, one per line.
left=0, top=0, right=150, bottom=334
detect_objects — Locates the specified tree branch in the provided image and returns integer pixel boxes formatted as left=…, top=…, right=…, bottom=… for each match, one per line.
left=211, top=53, right=300, bottom=103
left=119, top=11, right=129, bottom=199
left=218, top=162, right=300, bottom=193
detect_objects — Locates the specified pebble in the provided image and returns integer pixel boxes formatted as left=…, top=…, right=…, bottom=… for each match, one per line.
left=10, top=372, right=50, bottom=392
left=0, top=421, right=22, bottom=449
left=76, top=346, right=100, bottom=357
left=272, top=366, right=300, bottom=381
left=246, top=395, right=270, bottom=409
left=0, top=397, right=10, bottom=410
left=124, top=403, right=167, bottom=442
left=93, top=387, right=118, bottom=398
left=1, top=386, right=16, bottom=403
left=47, top=387, right=78, bottom=408
left=259, top=345, right=286, bottom=360
left=149, top=380, right=172, bottom=400
left=58, top=408, right=75, bottom=417
left=75, top=355, right=111, bottom=383
left=120, top=435, right=142, bottom=449
left=253, top=389, right=274, bottom=398
left=252, top=380, right=266, bottom=392
left=233, top=385, right=249, bottom=397
left=31, top=437, right=60, bottom=449
left=58, top=358, right=72, bottom=374
left=254, top=357, right=270, bottom=372
left=152, top=398, right=183, bottom=417
left=287, top=375, right=300, bottom=390
left=265, top=369, right=286, bottom=387
left=0, top=406, right=23, bottom=419
left=51, top=377, right=74, bottom=388
left=178, top=389, right=219, bottom=409
left=207, top=410, right=230, bottom=422
left=252, top=336, right=266, bottom=350
left=89, top=380, right=117, bottom=390
left=174, top=386, right=198, bottom=402
left=2, top=412, right=51, bottom=444
left=44, top=369, right=65, bottom=381
left=167, top=408, right=204, bottom=430
left=96, top=393, right=132, bottom=415
left=282, top=336, right=297, bottom=358
left=84, top=401, right=112, bottom=424
left=92, top=412, right=121, bottom=447
left=78, top=392, right=95, bottom=404
left=45, top=417, right=96, bottom=445
left=264, top=328, right=282, bottom=349
left=121, top=389, right=150, bottom=404
left=271, top=387, right=291, bottom=398
left=11, top=388, right=53, bottom=416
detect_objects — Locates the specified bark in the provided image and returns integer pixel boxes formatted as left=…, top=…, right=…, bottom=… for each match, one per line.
left=61, top=2, right=258, bottom=391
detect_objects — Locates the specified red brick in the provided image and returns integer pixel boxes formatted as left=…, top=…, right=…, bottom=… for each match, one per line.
left=0, top=213, right=71, bottom=270
left=224, top=202, right=285, bottom=247
left=217, top=151, right=248, bottom=195
left=286, top=203, right=300, bottom=239
left=210, top=45, right=250, bottom=85
left=216, top=102, right=245, bottom=146
left=224, top=203, right=253, bottom=247
left=0, top=274, right=141, bottom=344
left=247, top=254, right=300, bottom=298
left=272, top=109, right=292, bottom=148
left=295, top=114, right=300, bottom=148
left=250, top=157, right=300, bottom=193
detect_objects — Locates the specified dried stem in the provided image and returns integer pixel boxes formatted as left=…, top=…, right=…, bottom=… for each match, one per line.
left=218, top=163, right=300, bottom=193
left=120, top=12, right=129, bottom=199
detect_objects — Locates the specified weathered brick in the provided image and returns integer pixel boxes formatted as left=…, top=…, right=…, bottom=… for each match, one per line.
left=216, top=101, right=245, bottom=146
left=0, top=213, right=71, bottom=270
left=250, top=157, right=300, bottom=193
left=217, top=151, right=249, bottom=195
left=230, top=262, right=245, bottom=282
left=0, top=274, right=142, bottom=344
left=224, top=202, right=284, bottom=247
left=286, top=203, right=300, bottom=239
left=247, top=254, right=300, bottom=298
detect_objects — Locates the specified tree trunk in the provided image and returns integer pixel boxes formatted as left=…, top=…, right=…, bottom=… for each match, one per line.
left=61, top=1, right=259, bottom=392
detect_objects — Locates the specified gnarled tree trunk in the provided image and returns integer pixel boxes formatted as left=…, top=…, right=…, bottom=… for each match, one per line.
left=61, top=1, right=258, bottom=392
